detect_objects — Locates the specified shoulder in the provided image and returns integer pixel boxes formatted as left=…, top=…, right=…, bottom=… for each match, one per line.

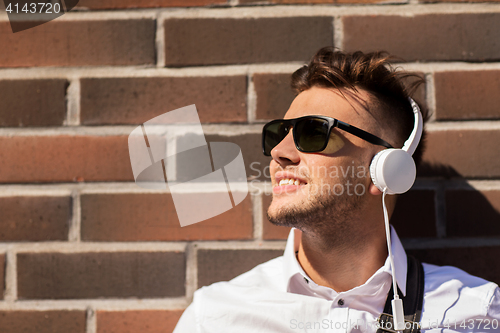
left=421, top=262, right=499, bottom=319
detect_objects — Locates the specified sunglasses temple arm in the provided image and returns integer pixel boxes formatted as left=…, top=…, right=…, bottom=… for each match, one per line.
left=337, top=122, right=393, bottom=149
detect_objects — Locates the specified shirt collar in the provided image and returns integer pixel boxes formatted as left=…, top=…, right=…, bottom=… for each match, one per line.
left=282, top=226, right=408, bottom=296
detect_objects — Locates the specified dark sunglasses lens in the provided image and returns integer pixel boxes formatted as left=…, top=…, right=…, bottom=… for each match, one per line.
left=263, top=121, right=290, bottom=155
left=294, top=118, right=330, bottom=152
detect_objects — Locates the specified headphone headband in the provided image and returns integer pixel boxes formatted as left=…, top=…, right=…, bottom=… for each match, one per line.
left=402, top=98, right=423, bottom=156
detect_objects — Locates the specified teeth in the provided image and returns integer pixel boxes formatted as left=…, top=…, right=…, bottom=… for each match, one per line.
left=278, top=178, right=304, bottom=186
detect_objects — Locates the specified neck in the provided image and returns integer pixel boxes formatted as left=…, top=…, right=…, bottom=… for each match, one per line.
left=295, top=218, right=389, bottom=292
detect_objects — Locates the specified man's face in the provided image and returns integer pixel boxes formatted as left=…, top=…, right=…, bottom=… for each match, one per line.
left=267, top=86, right=386, bottom=238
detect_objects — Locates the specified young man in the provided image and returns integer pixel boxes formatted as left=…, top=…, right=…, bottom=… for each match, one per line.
left=173, top=48, right=500, bottom=332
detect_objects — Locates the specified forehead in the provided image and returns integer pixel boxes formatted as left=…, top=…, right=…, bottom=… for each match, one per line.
left=284, top=86, right=380, bottom=133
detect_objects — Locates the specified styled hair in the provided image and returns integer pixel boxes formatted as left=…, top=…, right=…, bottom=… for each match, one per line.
left=291, top=47, right=428, bottom=167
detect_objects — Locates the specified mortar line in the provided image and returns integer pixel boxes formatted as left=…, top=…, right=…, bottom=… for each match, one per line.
left=68, top=189, right=81, bottom=242
left=18, top=3, right=498, bottom=21
left=1, top=62, right=500, bottom=80
left=247, top=73, right=257, bottom=123
left=252, top=192, right=263, bottom=241
left=333, top=16, right=343, bottom=50
left=185, top=243, right=197, bottom=303
left=426, top=72, right=437, bottom=122
left=86, top=307, right=96, bottom=333
left=4, top=251, right=17, bottom=302
left=65, top=78, right=81, bottom=126
left=155, top=11, right=166, bottom=68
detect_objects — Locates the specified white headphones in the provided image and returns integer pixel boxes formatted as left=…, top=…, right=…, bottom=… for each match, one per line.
left=369, top=98, right=423, bottom=195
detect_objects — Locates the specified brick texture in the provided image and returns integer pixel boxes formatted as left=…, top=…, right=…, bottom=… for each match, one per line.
left=0, top=254, right=4, bottom=300
left=407, top=246, right=500, bottom=285
left=262, top=193, right=292, bottom=240
left=77, top=0, right=226, bottom=9
left=446, top=189, right=500, bottom=237
left=262, top=190, right=437, bottom=240
left=435, top=71, right=500, bottom=120
left=0, top=311, right=86, bottom=333
left=391, top=190, right=436, bottom=238
left=0, top=135, right=132, bottom=183
left=0, top=196, right=71, bottom=241
left=421, top=0, right=500, bottom=3
left=206, top=133, right=272, bottom=182
left=197, top=249, right=283, bottom=287
left=254, top=73, right=296, bottom=120
left=97, top=310, right=184, bottom=333
left=343, top=14, right=500, bottom=62
left=0, top=20, right=155, bottom=67
left=419, top=130, right=500, bottom=178
left=164, top=17, right=333, bottom=66
left=240, top=0, right=393, bottom=3
left=0, top=79, right=67, bottom=127
left=80, top=76, right=247, bottom=125
left=81, top=193, right=253, bottom=241
left=17, top=252, right=185, bottom=299
left=254, top=71, right=426, bottom=121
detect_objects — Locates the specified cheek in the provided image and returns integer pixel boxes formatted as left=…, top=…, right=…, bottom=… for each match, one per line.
left=321, top=133, right=345, bottom=155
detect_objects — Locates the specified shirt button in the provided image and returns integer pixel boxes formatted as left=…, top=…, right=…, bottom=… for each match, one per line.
left=337, top=299, right=344, bottom=306
left=304, top=277, right=309, bottom=284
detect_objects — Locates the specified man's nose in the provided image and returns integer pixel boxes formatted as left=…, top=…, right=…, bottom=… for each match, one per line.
left=270, top=131, right=300, bottom=167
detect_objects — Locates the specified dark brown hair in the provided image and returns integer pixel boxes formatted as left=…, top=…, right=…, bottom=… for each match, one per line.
left=291, top=47, right=428, bottom=166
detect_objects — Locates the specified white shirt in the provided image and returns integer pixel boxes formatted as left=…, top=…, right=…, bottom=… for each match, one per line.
left=174, top=228, right=500, bottom=332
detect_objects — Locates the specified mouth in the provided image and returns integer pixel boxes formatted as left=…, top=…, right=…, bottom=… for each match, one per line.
left=273, top=174, right=308, bottom=195
left=278, top=178, right=306, bottom=186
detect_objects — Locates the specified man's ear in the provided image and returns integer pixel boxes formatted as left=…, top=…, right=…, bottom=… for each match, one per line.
left=368, top=181, right=383, bottom=196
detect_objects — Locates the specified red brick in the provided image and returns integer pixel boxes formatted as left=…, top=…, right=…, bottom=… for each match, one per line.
left=435, top=71, right=500, bottom=120
left=343, top=14, right=500, bottom=62
left=0, top=20, right=155, bottom=67
left=77, top=0, right=226, bottom=9
left=391, top=190, right=436, bottom=238
left=164, top=17, right=333, bottom=66
left=0, top=79, right=67, bottom=127
left=0, top=135, right=132, bottom=183
left=80, top=76, right=247, bottom=125
left=240, top=0, right=396, bottom=3
left=0, top=196, right=71, bottom=241
left=253, top=72, right=427, bottom=120
left=81, top=193, right=253, bottom=241
left=407, top=246, right=500, bottom=285
left=421, top=0, right=500, bottom=3
left=197, top=249, right=283, bottom=287
left=419, top=130, right=500, bottom=178
left=0, top=254, right=4, bottom=300
left=206, top=133, right=271, bottom=182
left=17, top=252, right=185, bottom=299
left=0, top=311, right=86, bottom=333
left=254, top=73, right=296, bottom=120
left=97, top=310, right=183, bottom=333
left=446, top=189, right=500, bottom=237
left=262, top=193, right=292, bottom=240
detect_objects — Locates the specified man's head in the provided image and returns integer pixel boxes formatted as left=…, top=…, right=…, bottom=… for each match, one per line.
left=266, top=47, right=427, bottom=247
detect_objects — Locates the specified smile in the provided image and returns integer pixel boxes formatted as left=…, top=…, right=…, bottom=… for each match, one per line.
left=278, top=178, right=306, bottom=186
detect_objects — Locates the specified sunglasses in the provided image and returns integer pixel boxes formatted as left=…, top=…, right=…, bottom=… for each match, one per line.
left=262, top=115, right=393, bottom=156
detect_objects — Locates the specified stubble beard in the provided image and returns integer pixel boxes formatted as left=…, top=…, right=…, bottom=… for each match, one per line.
left=267, top=175, right=369, bottom=249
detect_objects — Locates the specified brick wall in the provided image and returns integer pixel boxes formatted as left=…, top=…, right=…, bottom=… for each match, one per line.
left=1, top=1, right=500, bottom=332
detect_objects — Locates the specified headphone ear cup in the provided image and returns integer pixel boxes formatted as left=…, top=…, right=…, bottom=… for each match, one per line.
left=370, top=149, right=417, bottom=194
